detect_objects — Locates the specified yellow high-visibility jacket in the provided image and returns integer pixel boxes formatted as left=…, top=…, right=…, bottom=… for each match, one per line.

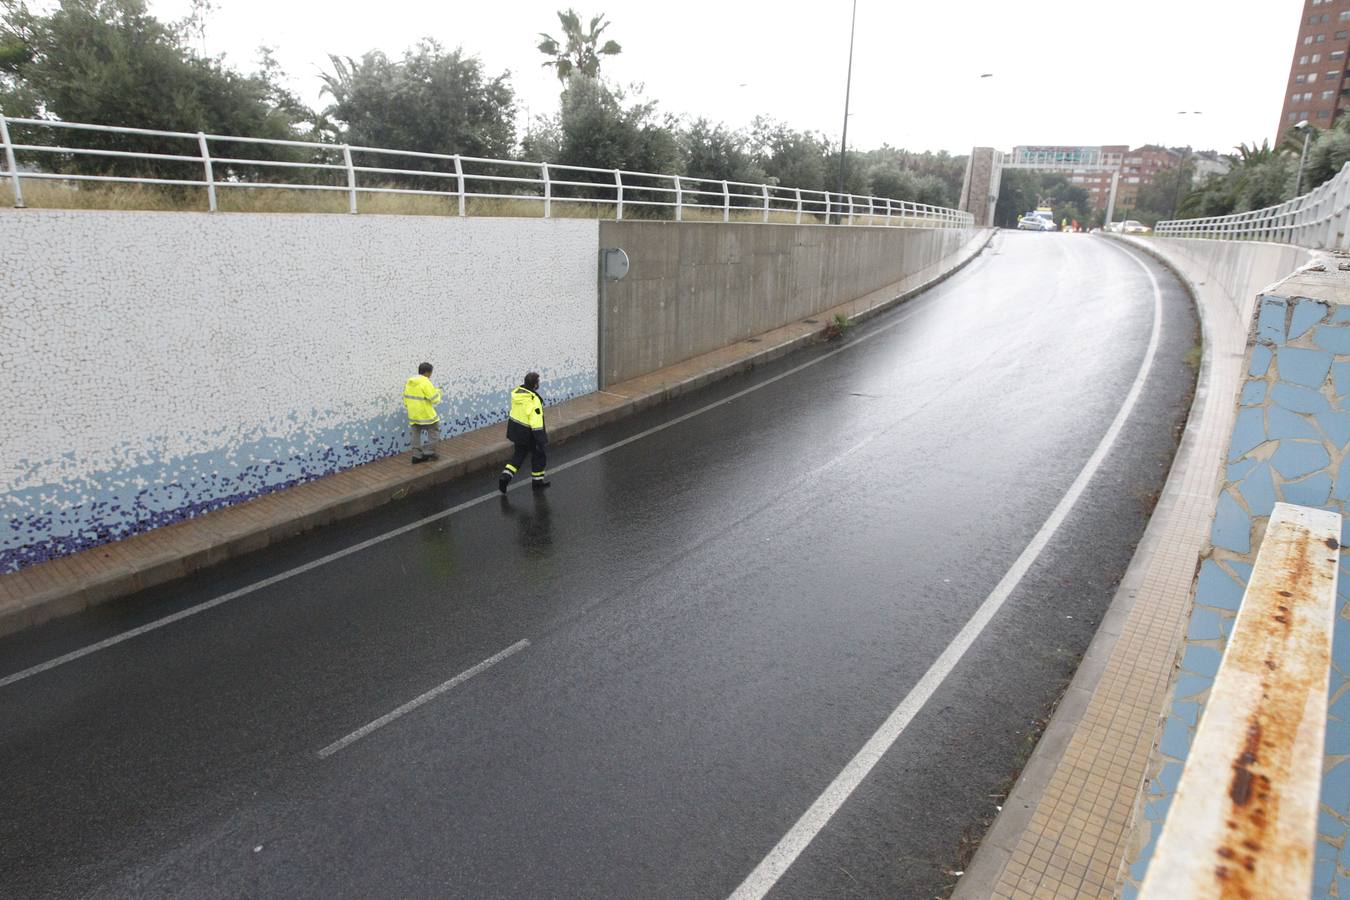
left=403, top=375, right=442, bottom=425
left=506, top=386, right=546, bottom=444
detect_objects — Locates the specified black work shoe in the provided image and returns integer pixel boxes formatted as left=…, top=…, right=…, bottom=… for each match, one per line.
left=498, top=473, right=511, bottom=493
left=412, top=455, right=431, bottom=464
left=532, top=479, right=551, bottom=489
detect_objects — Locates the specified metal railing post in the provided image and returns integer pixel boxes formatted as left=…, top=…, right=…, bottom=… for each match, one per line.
left=885, top=198, right=892, bottom=226
left=722, top=179, right=730, bottom=222
left=341, top=144, right=358, bottom=214
left=614, top=169, right=624, bottom=220
left=867, top=195, right=875, bottom=224
left=795, top=188, right=802, bottom=225
left=542, top=163, right=551, bottom=218
left=454, top=155, right=465, bottom=216
left=762, top=184, right=770, bottom=223
left=196, top=132, right=217, bottom=212
left=847, top=194, right=854, bottom=226
left=0, top=114, right=24, bottom=208
left=674, top=176, right=683, bottom=222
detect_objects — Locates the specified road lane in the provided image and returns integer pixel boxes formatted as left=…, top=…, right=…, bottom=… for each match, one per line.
left=0, top=232, right=1198, bottom=899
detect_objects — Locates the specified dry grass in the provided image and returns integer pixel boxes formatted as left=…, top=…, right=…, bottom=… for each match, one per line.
left=0, top=178, right=939, bottom=228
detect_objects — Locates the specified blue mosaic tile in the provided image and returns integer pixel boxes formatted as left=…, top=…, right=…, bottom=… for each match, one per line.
left=1285, top=472, right=1335, bottom=507
left=1239, top=381, right=1267, bottom=406
left=1335, top=305, right=1350, bottom=324
left=1335, top=360, right=1350, bottom=397
left=1314, top=847, right=1335, bottom=896
left=1120, top=882, right=1141, bottom=900
left=1181, top=644, right=1222, bottom=678
left=1334, top=456, right=1350, bottom=502
left=1156, top=760, right=1184, bottom=793
left=1211, top=491, right=1253, bottom=554
left=1272, top=382, right=1333, bottom=414
left=1330, top=689, right=1350, bottom=722
left=1318, top=324, right=1350, bottom=353
left=1143, top=793, right=1174, bottom=822
left=1187, top=608, right=1223, bottom=641
left=1318, top=807, right=1347, bottom=841
left=1259, top=296, right=1289, bottom=344
left=1228, top=408, right=1267, bottom=460
left=1322, top=759, right=1350, bottom=811
left=1272, top=440, right=1333, bottom=479
left=1278, top=346, right=1335, bottom=387
left=1250, top=344, right=1274, bottom=377
left=1158, top=714, right=1193, bottom=758
left=1338, top=871, right=1350, bottom=900
left=1269, top=406, right=1323, bottom=440
left=1226, top=560, right=1255, bottom=583
left=1327, top=717, right=1350, bottom=756
left=1292, top=298, right=1330, bottom=339
left=1197, top=560, right=1246, bottom=610
left=1237, top=463, right=1278, bottom=516
left=1173, top=700, right=1200, bottom=727
left=1129, top=825, right=1159, bottom=882
left=1227, top=457, right=1261, bottom=482
left=1173, top=673, right=1215, bottom=701
left=1317, top=411, right=1350, bottom=449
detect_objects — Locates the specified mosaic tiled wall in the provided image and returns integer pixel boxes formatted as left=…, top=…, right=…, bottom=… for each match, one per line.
left=1121, top=272, right=1350, bottom=898
left=0, top=210, right=598, bottom=573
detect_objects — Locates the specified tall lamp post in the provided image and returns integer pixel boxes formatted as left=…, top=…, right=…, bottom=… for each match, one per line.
left=835, top=0, right=858, bottom=222
left=1294, top=120, right=1313, bottom=198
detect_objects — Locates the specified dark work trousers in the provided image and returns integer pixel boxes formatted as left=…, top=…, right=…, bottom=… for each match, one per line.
left=508, top=436, right=547, bottom=478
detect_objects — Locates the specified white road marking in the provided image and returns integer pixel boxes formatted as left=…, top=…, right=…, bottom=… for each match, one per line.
left=317, top=639, right=529, bottom=759
left=0, top=280, right=943, bottom=691
left=726, top=241, right=1165, bottom=899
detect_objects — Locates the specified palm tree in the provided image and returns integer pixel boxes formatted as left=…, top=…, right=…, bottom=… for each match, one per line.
left=537, top=9, right=621, bottom=83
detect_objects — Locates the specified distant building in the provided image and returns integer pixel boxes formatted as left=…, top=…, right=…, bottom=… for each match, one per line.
left=1276, top=0, right=1350, bottom=140
left=1009, top=143, right=1179, bottom=213
left=1191, top=151, right=1231, bottom=185
left=1116, top=145, right=1183, bottom=209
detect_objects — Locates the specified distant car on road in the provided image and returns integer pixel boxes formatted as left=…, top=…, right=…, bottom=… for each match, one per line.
left=1017, top=212, right=1057, bottom=232
left=1120, top=220, right=1150, bottom=234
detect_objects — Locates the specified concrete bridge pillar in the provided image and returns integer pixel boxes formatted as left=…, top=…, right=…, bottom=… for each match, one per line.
left=959, top=147, right=1002, bottom=227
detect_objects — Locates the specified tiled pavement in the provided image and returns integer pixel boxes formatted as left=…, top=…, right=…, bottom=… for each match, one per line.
left=0, top=230, right=992, bottom=637
left=960, top=237, right=1262, bottom=900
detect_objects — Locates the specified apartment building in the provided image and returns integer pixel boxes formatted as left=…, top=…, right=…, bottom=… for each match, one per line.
left=1277, top=0, right=1350, bottom=139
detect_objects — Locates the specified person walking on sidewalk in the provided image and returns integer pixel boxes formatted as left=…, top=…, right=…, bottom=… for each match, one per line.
left=403, top=362, right=443, bottom=464
left=499, top=372, right=550, bottom=491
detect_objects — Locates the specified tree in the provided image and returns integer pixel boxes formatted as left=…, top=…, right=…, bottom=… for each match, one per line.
left=0, top=0, right=309, bottom=175
left=321, top=40, right=516, bottom=171
left=537, top=9, right=620, bottom=83
left=548, top=76, right=677, bottom=195
left=680, top=118, right=764, bottom=186
left=748, top=118, right=829, bottom=193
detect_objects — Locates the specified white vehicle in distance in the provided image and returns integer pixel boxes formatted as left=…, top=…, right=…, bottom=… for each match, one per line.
left=1017, top=210, right=1058, bottom=232
left=1120, top=220, right=1150, bottom=234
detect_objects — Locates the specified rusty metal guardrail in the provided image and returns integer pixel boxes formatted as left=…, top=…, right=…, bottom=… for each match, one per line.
left=1139, top=502, right=1341, bottom=898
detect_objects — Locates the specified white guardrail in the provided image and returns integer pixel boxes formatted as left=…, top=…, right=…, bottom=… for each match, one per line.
left=0, top=115, right=974, bottom=229
left=1156, top=160, right=1350, bottom=250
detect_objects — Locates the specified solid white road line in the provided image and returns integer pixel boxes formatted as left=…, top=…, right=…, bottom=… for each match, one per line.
left=316, top=639, right=529, bottom=759
left=726, top=241, right=1165, bottom=900
left=0, top=281, right=942, bottom=691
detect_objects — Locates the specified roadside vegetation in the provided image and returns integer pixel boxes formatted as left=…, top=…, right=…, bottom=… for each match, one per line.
left=0, top=0, right=969, bottom=215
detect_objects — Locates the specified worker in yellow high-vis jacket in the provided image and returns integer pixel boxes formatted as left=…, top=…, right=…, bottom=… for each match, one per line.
left=498, top=371, right=550, bottom=492
left=403, top=362, right=443, bottom=464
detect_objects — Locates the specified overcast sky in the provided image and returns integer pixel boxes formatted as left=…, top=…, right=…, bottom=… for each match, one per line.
left=154, top=0, right=1302, bottom=156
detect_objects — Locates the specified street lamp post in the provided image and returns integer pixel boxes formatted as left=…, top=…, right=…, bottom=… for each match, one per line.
left=1295, top=120, right=1313, bottom=198
left=1169, top=111, right=1202, bottom=220
left=835, top=0, right=858, bottom=223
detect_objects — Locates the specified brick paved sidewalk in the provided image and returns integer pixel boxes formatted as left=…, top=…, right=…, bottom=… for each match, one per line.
left=0, top=231, right=991, bottom=637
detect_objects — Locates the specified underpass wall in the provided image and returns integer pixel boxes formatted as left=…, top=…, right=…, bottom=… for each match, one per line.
left=597, top=221, right=985, bottom=385
left=0, top=210, right=599, bottom=573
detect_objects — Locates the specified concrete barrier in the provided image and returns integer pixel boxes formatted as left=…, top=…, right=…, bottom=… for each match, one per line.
left=597, top=221, right=983, bottom=385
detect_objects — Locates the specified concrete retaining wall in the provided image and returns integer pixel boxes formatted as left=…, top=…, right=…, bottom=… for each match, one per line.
left=597, top=221, right=981, bottom=385
left=1136, top=237, right=1314, bottom=326
left=0, top=210, right=598, bottom=573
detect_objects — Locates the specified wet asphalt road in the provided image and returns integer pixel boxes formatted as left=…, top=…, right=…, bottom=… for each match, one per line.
left=0, top=232, right=1198, bottom=899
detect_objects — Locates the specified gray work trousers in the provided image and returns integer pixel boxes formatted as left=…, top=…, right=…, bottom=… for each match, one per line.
left=410, top=422, right=441, bottom=458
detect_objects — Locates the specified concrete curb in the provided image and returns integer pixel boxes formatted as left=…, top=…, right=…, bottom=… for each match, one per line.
left=0, top=228, right=994, bottom=637
left=953, top=233, right=1214, bottom=899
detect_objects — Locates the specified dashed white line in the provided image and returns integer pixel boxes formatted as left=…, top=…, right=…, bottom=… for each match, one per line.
left=317, top=639, right=529, bottom=759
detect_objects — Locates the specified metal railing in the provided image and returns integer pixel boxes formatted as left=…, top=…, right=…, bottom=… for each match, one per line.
left=1156, top=160, right=1350, bottom=250
left=0, top=115, right=974, bottom=229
